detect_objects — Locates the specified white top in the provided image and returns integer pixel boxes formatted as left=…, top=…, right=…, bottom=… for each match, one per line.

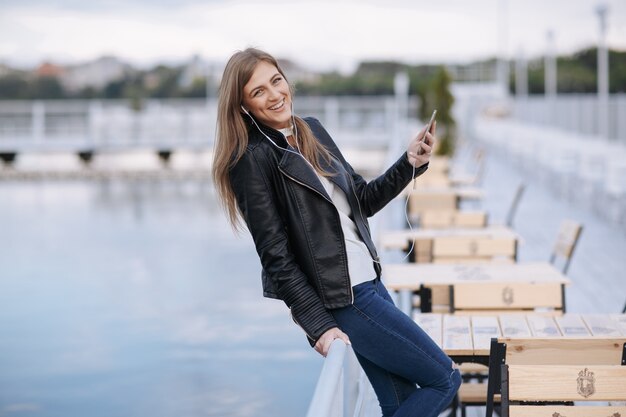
left=315, top=171, right=377, bottom=287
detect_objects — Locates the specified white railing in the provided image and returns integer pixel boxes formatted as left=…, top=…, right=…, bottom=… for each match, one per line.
left=306, top=340, right=350, bottom=417
left=305, top=340, right=379, bottom=417
left=0, top=96, right=418, bottom=152
left=473, top=115, right=626, bottom=224
left=511, top=93, right=626, bottom=143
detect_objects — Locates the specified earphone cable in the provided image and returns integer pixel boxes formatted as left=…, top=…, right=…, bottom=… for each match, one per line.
left=242, top=107, right=419, bottom=265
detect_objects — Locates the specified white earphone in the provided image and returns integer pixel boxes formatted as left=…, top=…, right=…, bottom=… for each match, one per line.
left=240, top=104, right=304, bottom=158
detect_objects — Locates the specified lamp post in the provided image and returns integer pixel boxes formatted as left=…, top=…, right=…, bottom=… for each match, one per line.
left=545, top=30, right=557, bottom=98
left=206, top=61, right=214, bottom=108
left=497, top=0, right=510, bottom=96
left=515, top=47, right=528, bottom=98
left=596, top=4, right=609, bottom=139
left=545, top=30, right=557, bottom=125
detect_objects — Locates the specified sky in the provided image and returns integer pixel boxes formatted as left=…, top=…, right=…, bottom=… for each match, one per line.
left=1, top=0, right=625, bottom=72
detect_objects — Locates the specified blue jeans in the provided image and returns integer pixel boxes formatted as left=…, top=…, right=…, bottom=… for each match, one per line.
left=330, top=278, right=461, bottom=417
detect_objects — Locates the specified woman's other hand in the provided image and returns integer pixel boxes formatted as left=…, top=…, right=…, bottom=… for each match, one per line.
left=314, top=327, right=351, bottom=357
left=407, top=120, right=436, bottom=167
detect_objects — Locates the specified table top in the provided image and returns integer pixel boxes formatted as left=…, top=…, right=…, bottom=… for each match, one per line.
left=383, top=262, right=571, bottom=289
left=400, top=185, right=485, bottom=200
left=415, top=313, right=626, bottom=357
left=449, top=174, right=477, bottom=186
left=379, top=226, right=519, bottom=250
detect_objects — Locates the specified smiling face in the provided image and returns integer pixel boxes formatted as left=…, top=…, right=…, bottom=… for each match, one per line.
left=241, top=60, right=292, bottom=130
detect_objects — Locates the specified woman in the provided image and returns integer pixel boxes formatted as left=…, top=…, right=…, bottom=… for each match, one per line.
left=212, top=48, right=460, bottom=417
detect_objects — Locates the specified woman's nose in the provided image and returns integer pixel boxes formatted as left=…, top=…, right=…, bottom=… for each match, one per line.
left=267, top=86, right=281, bottom=101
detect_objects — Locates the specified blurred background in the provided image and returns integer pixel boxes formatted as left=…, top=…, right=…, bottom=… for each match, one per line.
left=1, top=1, right=625, bottom=416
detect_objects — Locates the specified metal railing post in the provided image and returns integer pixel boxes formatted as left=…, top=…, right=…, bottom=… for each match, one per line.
left=325, top=98, right=340, bottom=134
left=32, top=101, right=45, bottom=145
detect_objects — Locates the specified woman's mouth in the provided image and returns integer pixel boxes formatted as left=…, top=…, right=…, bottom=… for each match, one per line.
left=269, top=99, right=285, bottom=111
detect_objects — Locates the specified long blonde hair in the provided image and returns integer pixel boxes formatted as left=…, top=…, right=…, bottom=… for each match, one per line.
left=212, top=47, right=332, bottom=230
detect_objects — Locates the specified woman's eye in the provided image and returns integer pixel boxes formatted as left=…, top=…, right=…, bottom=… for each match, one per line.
left=253, top=90, right=263, bottom=97
left=273, top=77, right=282, bottom=84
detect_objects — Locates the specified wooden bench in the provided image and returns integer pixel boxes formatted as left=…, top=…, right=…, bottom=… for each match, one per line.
left=403, top=187, right=485, bottom=223
left=379, top=226, right=518, bottom=265
left=408, top=190, right=458, bottom=220
left=421, top=281, right=566, bottom=315
left=427, top=156, right=450, bottom=174
left=499, top=338, right=626, bottom=417
left=412, top=171, right=452, bottom=188
left=384, top=262, right=569, bottom=315
left=450, top=281, right=565, bottom=313
left=382, top=234, right=517, bottom=265
left=431, top=235, right=517, bottom=263
left=486, top=334, right=626, bottom=417
left=419, top=210, right=488, bottom=229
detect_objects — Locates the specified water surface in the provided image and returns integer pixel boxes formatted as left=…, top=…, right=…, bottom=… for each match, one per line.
left=0, top=179, right=320, bottom=417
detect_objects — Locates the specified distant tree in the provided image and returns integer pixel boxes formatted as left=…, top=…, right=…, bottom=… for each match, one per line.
left=147, top=66, right=182, bottom=98
left=77, top=86, right=98, bottom=99
left=427, top=67, right=456, bottom=156
left=556, top=63, right=596, bottom=93
left=356, top=61, right=407, bottom=75
left=609, top=49, right=626, bottom=93
left=29, top=76, right=65, bottom=99
left=123, top=75, right=146, bottom=111
left=509, top=47, right=626, bottom=94
left=103, top=79, right=127, bottom=99
left=0, top=74, right=29, bottom=99
left=407, top=66, right=440, bottom=120
left=181, top=77, right=207, bottom=98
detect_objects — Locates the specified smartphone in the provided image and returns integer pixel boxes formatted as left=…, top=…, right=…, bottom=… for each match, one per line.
left=417, top=109, right=437, bottom=155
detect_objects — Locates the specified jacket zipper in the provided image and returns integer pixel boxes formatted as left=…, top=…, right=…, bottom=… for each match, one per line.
left=278, top=167, right=333, bottom=203
left=279, top=167, right=355, bottom=305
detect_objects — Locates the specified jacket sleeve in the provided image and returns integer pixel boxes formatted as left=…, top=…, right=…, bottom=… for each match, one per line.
left=311, top=118, right=428, bottom=217
left=229, top=149, right=338, bottom=346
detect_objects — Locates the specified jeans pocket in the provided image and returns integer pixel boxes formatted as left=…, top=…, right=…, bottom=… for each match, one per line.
left=352, top=280, right=380, bottom=311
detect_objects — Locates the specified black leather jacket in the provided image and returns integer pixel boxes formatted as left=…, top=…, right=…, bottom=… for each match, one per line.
left=229, top=117, right=428, bottom=344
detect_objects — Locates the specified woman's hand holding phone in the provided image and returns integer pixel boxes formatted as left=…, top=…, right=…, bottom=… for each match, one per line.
left=407, top=110, right=437, bottom=167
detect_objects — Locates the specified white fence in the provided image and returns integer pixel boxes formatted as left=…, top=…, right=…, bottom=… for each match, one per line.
left=0, top=96, right=418, bottom=152
left=305, top=340, right=380, bottom=417
left=473, top=115, right=626, bottom=225
left=511, top=94, right=626, bottom=143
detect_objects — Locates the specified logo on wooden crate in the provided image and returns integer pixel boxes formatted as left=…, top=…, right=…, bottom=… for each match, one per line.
left=469, top=240, right=478, bottom=255
left=576, top=368, right=595, bottom=398
left=502, top=286, right=514, bottom=305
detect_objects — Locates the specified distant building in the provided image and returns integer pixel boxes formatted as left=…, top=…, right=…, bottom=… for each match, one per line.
left=61, top=56, right=131, bottom=92
left=36, top=62, right=65, bottom=78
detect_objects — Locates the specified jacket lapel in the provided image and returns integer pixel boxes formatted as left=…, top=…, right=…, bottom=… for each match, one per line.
left=279, top=150, right=354, bottom=203
left=322, top=155, right=351, bottom=197
left=278, top=151, right=332, bottom=201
